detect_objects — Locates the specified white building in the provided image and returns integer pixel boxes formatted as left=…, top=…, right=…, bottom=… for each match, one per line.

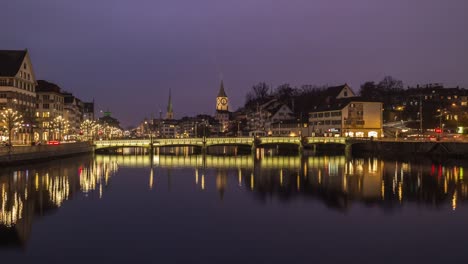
left=0, top=49, right=37, bottom=144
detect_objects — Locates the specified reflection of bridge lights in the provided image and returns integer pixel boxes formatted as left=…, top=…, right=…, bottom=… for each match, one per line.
left=238, top=168, right=242, bottom=187
left=195, top=169, right=199, bottom=185
left=149, top=168, right=154, bottom=190
left=280, top=169, right=283, bottom=187
left=250, top=172, right=254, bottom=190
left=381, top=180, right=385, bottom=200
left=297, top=173, right=300, bottom=191
left=452, top=191, right=457, bottom=211
left=201, top=174, right=205, bottom=190
left=398, top=182, right=403, bottom=203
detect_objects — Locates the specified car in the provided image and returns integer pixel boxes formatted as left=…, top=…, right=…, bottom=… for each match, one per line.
left=47, top=140, right=60, bottom=145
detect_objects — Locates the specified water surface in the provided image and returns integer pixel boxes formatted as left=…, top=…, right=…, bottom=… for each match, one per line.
left=0, top=153, right=467, bottom=263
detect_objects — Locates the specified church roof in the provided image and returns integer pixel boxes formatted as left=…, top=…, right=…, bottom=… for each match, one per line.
left=167, top=89, right=173, bottom=113
left=218, top=80, right=227, bottom=97
left=0, top=50, right=27, bottom=77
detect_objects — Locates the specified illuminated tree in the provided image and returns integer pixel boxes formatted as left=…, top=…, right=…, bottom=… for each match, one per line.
left=51, top=116, right=70, bottom=141
left=0, top=108, right=23, bottom=146
left=80, top=119, right=96, bottom=141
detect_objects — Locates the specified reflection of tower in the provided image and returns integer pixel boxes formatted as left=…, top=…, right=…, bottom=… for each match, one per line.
left=216, top=169, right=227, bottom=200
left=166, top=89, right=174, bottom=120
left=215, top=80, right=230, bottom=133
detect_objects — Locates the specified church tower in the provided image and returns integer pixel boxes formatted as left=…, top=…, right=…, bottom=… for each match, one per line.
left=216, top=80, right=229, bottom=111
left=215, top=80, right=230, bottom=133
left=166, top=89, right=173, bottom=120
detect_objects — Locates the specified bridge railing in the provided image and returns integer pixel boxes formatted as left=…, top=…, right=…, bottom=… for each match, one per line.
left=259, top=136, right=302, bottom=144
left=96, top=139, right=150, bottom=146
left=305, top=137, right=347, bottom=144
left=206, top=137, right=253, bottom=145
left=154, top=138, right=203, bottom=146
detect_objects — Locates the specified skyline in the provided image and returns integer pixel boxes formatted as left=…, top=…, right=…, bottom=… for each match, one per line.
left=3, top=0, right=468, bottom=126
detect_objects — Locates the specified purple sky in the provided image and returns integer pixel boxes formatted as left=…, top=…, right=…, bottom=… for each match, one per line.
left=3, top=0, right=468, bottom=127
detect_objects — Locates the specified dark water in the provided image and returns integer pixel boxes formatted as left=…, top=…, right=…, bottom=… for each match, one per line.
left=0, top=152, right=467, bottom=263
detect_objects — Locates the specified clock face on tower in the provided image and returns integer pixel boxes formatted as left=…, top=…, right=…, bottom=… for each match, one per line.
left=221, top=98, right=227, bottom=105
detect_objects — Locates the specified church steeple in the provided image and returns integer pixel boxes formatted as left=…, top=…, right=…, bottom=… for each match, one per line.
left=218, top=80, right=227, bottom=97
left=166, top=89, right=173, bottom=120
left=216, top=80, right=228, bottom=111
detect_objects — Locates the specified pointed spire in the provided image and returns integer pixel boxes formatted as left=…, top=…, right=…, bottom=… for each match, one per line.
left=166, top=89, right=173, bottom=120
left=218, top=80, right=227, bottom=97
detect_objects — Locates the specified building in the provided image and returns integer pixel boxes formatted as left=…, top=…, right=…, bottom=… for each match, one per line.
left=309, top=98, right=383, bottom=137
left=0, top=49, right=37, bottom=144
left=246, top=99, right=295, bottom=134
left=63, top=92, right=83, bottom=137
left=214, top=80, right=230, bottom=133
left=83, top=101, right=95, bottom=121
left=35, top=80, right=65, bottom=141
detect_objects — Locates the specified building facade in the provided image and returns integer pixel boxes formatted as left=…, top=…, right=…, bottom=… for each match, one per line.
left=0, top=49, right=37, bottom=144
left=35, top=80, right=65, bottom=141
left=309, top=99, right=383, bottom=137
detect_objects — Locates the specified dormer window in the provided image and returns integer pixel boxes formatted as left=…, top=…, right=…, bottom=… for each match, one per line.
left=24, top=63, right=27, bottom=69
left=344, top=91, right=348, bottom=97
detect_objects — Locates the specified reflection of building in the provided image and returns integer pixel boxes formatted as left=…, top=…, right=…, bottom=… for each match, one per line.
left=0, top=49, right=37, bottom=144
left=216, top=170, right=228, bottom=199
left=0, top=156, right=116, bottom=248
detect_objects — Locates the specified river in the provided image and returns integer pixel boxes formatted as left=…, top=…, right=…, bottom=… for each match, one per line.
left=0, top=151, right=467, bottom=263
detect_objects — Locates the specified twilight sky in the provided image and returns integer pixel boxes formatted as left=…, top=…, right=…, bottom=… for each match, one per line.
left=2, top=0, right=468, bottom=127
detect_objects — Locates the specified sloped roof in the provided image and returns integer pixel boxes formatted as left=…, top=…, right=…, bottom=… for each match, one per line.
left=36, top=80, right=62, bottom=93
left=323, top=84, right=351, bottom=98
left=218, top=80, right=227, bottom=97
left=310, top=97, right=381, bottom=112
left=0, top=50, right=27, bottom=77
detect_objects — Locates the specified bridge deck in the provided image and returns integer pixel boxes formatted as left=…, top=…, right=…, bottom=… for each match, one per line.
left=94, top=136, right=354, bottom=149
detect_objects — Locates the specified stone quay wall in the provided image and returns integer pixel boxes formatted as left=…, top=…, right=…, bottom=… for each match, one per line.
left=0, top=142, right=94, bottom=165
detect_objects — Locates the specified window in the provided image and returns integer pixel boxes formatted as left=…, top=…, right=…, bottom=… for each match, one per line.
left=43, top=103, right=49, bottom=109
left=344, top=91, right=348, bottom=97
left=24, top=63, right=27, bottom=69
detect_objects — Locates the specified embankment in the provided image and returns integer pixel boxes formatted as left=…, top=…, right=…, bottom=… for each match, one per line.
left=0, top=142, right=94, bottom=165
left=352, top=141, right=468, bottom=158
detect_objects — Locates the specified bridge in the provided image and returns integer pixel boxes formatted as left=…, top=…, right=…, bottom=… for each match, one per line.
left=94, top=136, right=357, bottom=150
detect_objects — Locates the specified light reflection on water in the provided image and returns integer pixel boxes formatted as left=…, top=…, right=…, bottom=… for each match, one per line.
left=0, top=153, right=467, bottom=261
